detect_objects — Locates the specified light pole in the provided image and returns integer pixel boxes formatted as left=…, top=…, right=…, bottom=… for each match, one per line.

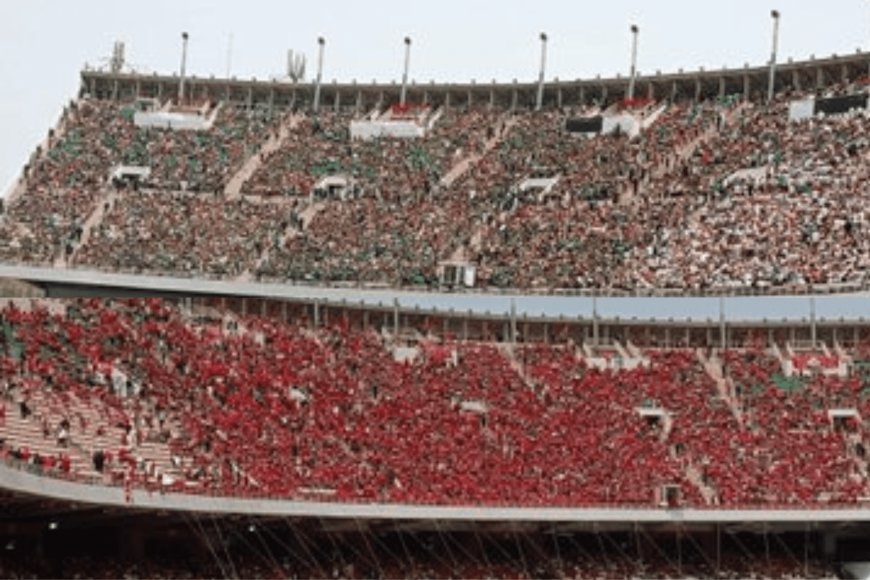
left=767, top=9, right=781, bottom=104
left=536, top=32, right=548, bottom=111
left=313, top=37, right=325, bottom=114
left=628, top=24, right=639, bottom=101
left=400, top=36, right=412, bottom=107
left=179, top=32, right=189, bottom=103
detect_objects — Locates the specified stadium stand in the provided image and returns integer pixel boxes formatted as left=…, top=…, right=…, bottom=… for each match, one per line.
left=241, top=107, right=499, bottom=200
left=0, top=99, right=278, bottom=269
left=0, top=68, right=867, bottom=294
left=74, top=193, right=289, bottom=278
left=3, top=297, right=870, bottom=510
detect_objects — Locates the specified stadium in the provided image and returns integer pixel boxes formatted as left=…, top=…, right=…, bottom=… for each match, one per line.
left=2, top=3, right=870, bottom=577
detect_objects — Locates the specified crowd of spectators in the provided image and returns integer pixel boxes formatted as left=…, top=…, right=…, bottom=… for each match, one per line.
left=1, top=87, right=868, bottom=291
left=0, top=98, right=277, bottom=266
left=0, top=99, right=124, bottom=264
left=0, top=439, right=73, bottom=475
left=256, top=194, right=473, bottom=285
left=247, top=107, right=502, bottom=285
left=241, top=111, right=352, bottom=197
left=73, top=193, right=289, bottom=278
left=471, top=98, right=730, bottom=289
left=242, top=108, right=499, bottom=200
left=634, top=95, right=870, bottom=289
left=2, top=298, right=870, bottom=509
left=116, top=102, right=277, bottom=193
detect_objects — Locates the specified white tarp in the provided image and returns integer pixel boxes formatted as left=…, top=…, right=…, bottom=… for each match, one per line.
left=313, top=175, right=353, bottom=199
left=134, top=111, right=214, bottom=131
left=460, top=400, right=488, bottom=414
left=601, top=113, right=640, bottom=138
left=350, top=120, right=425, bottom=140
left=110, top=165, right=151, bottom=182
left=288, top=388, right=310, bottom=402
left=519, top=177, right=559, bottom=193
left=586, top=356, right=648, bottom=371
left=463, top=266, right=476, bottom=288
left=393, top=346, right=419, bottom=363
left=828, top=409, right=859, bottom=419
left=788, top=98, right=815, bottom=122
left=636, top=407, right=667, bottom=418
left=723, top=166, right=768, bottom=186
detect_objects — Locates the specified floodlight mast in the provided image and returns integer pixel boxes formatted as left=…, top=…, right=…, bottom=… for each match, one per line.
left=628, top=24, right=639, bottom=100
left=313, top=37, right=326, bottom=114
left=179, top=32, right=189, bottom=103
left=768, top=10, right=781, bottom=103
left=536, top=32, right=548, bottom=112
left=400, top=36, right=412, bottom=107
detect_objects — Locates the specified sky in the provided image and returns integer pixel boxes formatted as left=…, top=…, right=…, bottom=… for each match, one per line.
left=0, top=0, right=868, bottom=195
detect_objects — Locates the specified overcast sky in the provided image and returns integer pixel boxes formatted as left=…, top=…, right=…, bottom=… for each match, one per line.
left=1, top=0, right=868, bottom=194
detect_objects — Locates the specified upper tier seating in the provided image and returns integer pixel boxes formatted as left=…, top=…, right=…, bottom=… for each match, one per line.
left=1, top=85, right=867, bottom=292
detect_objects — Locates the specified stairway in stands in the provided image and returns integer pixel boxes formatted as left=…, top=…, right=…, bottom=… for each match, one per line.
left=697, top=348, right=744, bottom=426
left=1, top=378, right=181, bottom=487
left=224, top=111, right=305, bottom=199
left=646, top=100, right=749, bottom=189
left=0, top=399, right=92, bottom=476
left=683, top=462, right=720, bottom=505
left=440, top=113, right=517, bottom=189
left=56, top=190, right=118, bottom=268
left=496, top=343, right=538, bottom=391
left=443, top=115, right=517, bottom=264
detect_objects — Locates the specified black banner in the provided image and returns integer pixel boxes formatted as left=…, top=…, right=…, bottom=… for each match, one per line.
left=565, top=116, right=603, bottom=134
left=814, top=94, right=868, bottom=116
